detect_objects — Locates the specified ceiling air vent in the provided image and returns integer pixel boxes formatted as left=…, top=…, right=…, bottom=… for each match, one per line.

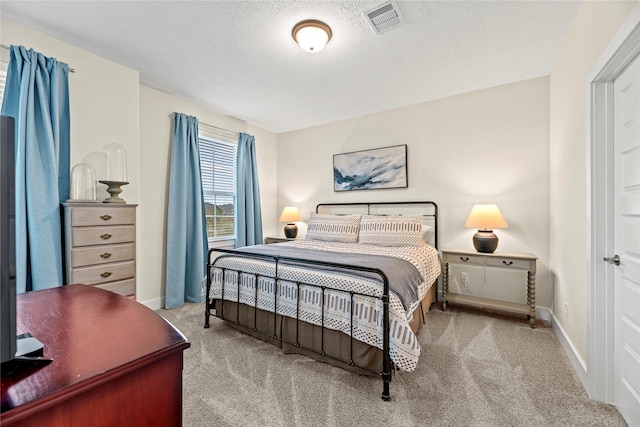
left=364, top=1, right=404, bottom=34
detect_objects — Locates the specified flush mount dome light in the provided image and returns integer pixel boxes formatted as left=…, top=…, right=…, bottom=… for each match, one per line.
left=292, top=20, right=332, bottom=53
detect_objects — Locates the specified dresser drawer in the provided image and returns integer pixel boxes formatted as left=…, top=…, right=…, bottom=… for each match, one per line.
left=486, top=257, right=533, bottom=270
left=72, top=225, right=135, bottom=247
left=444, top=253, right=486, bottom=266
left=70, top=261, right=135, bottom=285
left=71, top=243, right=135, bottom=268
left=96, top=278, right=135, bottom=296
left=71, top=207, right=135, bottom=226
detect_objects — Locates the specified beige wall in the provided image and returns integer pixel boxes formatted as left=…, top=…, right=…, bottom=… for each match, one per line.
left=549, top=1, right=638, bottom=365
left=138, top=85, right=278, bottom=307
left=278, top=77, right=552, bottom=309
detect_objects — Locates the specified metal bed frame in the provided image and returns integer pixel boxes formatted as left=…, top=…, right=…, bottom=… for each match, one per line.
left=204, top=201, right=438, bottom=401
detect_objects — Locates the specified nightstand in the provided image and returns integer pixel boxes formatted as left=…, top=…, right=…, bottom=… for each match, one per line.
left=441, top=249, right=537, bottom=328
left=264, top=236, right=296, bottom=244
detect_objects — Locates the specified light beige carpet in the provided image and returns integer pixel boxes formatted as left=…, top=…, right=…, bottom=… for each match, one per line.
left=159, top=303, right=626, bottom=427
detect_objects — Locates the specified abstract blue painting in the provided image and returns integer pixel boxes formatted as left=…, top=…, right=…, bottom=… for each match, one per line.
left=333, top=145, right=407, bottom=192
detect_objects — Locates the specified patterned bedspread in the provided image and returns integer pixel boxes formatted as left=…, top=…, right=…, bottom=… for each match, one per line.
left=207, top=240, right=441, bottom=371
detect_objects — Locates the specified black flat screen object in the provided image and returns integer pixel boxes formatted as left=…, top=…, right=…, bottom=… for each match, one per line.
left=0, top=115, right=51, bottom=374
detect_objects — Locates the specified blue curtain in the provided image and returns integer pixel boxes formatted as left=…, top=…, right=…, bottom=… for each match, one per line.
left=1, top=45, right=70, bottom=293
left=165, top=113, right=208, bottom=308
left=236, top=133, right=263, bottom=247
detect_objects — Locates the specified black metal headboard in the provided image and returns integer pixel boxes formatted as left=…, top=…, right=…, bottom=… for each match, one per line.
left=315, top=201, right=439, bottom=249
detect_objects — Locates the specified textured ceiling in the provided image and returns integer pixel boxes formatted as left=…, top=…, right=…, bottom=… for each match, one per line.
left=1, top=1, right=580, bottom=133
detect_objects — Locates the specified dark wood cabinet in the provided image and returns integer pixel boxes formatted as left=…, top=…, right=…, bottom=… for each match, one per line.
left=1, top=284, right=190, bottom=426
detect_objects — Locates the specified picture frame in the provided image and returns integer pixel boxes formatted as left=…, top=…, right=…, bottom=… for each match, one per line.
left=333, top=144, right=408, bottom=192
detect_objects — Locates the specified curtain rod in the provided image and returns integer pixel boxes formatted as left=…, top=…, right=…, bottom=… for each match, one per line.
left=1, top=44, right=76, bottom=73
left=169, top=113, right=239, bottom=139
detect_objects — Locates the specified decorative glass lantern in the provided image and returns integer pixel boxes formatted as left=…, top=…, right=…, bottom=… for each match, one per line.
left=103, top=143, right=128, bottom=181
left=98, top=143, right=129, bottom=204
left=69, top=163, right=97, bottom=202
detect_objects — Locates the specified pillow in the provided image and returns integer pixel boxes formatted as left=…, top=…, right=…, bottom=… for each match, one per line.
left=359, top=215, right=425, bottom=247
left=305, top=213, right=361, bottom=243
left=422, top=224, right=432, bottom=243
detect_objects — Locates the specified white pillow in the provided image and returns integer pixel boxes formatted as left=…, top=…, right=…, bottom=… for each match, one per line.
left=359, top=215, right=425, bottom=247
left=305, top=213, right=361, bottom=243
left=422, top=224, right=432, bottom=243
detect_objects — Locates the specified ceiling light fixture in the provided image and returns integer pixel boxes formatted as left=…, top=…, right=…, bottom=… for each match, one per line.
left=292, top=20, right=332, bottom=53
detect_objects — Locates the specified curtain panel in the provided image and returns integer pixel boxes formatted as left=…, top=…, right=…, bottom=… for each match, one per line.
left=1, top=45, right=70, bottom=293
left=236, top=133, right=263, bottom=247
left=165, top=113, right=208, bottom=308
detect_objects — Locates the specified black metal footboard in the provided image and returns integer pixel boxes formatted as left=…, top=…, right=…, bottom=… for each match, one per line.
left=204, top=247, right=394, bottom=401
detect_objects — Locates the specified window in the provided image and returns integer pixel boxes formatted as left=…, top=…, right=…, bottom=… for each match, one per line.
left=0, top=48, right=9, bottom=107
left=199, top=135, right=237, bottom=245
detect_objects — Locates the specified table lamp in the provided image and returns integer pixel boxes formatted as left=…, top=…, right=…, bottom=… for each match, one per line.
left=279, top=207, right=301, bottom=238
left=464, top=204, right=509, bottom=253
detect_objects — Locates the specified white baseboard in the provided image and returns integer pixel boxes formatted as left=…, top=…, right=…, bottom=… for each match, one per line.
left=140, top=296, right=164, bottom=311
left=551, top=312, right=589, bottom=390
left=536, top=306, right=553, bottom=325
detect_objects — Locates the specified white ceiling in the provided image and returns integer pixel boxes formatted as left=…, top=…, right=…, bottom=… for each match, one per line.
left=1, top=1, right=580, bottom=133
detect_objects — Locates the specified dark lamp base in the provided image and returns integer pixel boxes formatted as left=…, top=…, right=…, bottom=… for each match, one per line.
left=284, top=223, right=298, bottom=239
left=472, top=230, right=499, bottom=253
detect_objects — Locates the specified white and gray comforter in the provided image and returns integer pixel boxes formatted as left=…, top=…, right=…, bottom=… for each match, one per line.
left=207, top=240, right=441, bottom=371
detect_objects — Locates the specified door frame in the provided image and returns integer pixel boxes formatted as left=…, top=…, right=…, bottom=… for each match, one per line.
left=587, top=5, right=640, bottom=404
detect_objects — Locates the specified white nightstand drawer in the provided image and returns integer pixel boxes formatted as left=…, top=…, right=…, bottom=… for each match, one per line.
left=70, top=261, right=135, bottom=285
left=71, top=207, right=135, bottom=226
left=72, top=225, right=135, bottom=247
left=265, top=237, right=294, bottom=244
left=71, top=243, right=135, bottom=268
left=487, top=257, right=533, bottom=270
left=445, top=253, right=486, bottom=265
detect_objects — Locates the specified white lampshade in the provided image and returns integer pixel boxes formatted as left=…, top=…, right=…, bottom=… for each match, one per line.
left=279, top=207, right=301, bottom=223
left=292, top=20, right=332, bottom=53
left=464, top=204, right=509, bottom=230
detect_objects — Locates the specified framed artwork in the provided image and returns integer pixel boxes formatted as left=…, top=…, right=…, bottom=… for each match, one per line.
left=333, top=144, right=408, bottom=192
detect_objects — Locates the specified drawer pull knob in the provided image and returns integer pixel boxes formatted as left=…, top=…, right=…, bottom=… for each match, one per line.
left=100, top=233, right=112, bottom=240
left=100, top=252, right=112, bottom=259
left=503, top=261, right=514, bottom=266
left=100, top=272, right=112, bottom=278
left=460, top=257, right=469, bottom=262
left=100, top=215, right=112, bottom=221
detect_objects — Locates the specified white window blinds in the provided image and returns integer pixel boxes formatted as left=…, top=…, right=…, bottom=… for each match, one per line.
left=199, top=135, right=237, bottom=241
left=0, top=49, right=8, bottom=108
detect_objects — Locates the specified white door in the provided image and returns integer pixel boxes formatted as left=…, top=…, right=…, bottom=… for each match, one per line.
left=613, top=52, right=640, bottom=426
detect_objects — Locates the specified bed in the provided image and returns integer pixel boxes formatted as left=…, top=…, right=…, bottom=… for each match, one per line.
left=204, top=201, right=440, bottom=401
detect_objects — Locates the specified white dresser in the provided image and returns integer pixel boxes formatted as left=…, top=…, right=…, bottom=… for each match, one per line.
left=62, top=203, right=137, bottom=297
